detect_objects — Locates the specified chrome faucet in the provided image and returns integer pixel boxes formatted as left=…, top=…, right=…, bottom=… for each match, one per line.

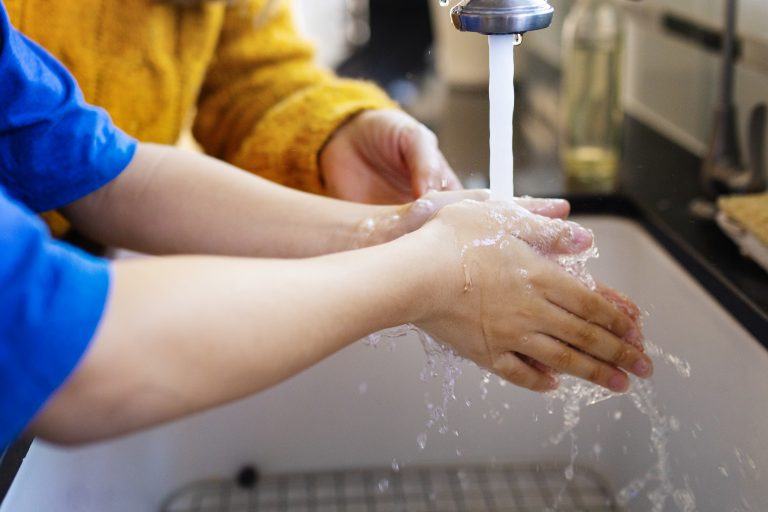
left=701, top=0, right=766, bottom=198
left=450, top=0, right=554, bottom=35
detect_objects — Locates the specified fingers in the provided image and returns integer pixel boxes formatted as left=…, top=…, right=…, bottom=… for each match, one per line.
left=492, top=352, right=558, bottom=392
left=516, top=333, right=631, bottom=392
left=478, top=201, right=591, bottom=254
left=520, top=218, right=594, bottom=255
left=421, top=189, right=489, bottom=208
left=514, top=197, right=571, bottom=219
left=542, top=274, right=644, bottom=347
left=539, top=293, right=652, bottom=379
left=595, top=282, right=643, bottom=350
left=437, top=163, right=464, bottom=192
left=396, top=190, right=490, bottom=236
left=400, top=123, right=462, bottom=197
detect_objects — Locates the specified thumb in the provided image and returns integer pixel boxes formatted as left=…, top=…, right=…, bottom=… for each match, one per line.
left=514, top=197, right=571, bottom=219
left=398, top=189, right=490, bottom=234
left=399, top=122, right=463, bottom=197
left=421, top=189, right=489, bottom=209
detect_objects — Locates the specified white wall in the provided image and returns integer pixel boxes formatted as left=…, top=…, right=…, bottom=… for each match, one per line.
left=291, top=0, right=350, bottom=68
left=653, top=0, right=768, bottom=40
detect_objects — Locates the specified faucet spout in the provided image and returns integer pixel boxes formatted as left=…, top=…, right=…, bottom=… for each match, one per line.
left=702, top=104, right=766, bottom=197
left=450, top=0, right=554, bottom=35
left=701, top=0, right=766, bottom=197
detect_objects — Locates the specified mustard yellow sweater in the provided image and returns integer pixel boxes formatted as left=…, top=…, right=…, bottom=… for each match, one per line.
left=8, top=0, right=397, bottom=231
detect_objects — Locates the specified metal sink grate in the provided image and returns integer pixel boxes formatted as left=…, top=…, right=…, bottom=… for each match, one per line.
left=160, top=463, right=620, bottom=512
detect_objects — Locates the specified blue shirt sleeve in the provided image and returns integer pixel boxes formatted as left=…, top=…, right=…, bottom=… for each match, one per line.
left=0, top=187, right=111, bottom=449
left=0, top=2, right=137, bottom=212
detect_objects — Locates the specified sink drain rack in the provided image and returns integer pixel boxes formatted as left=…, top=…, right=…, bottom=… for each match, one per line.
left=160, top=463, right=620, bottom=512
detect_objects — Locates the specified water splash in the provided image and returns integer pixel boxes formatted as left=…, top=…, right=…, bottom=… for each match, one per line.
left=365, top=324, right=466, bottom=451
left=364, top=324, right=411, bottom=351
left=364, top=207, right=697, bottom=511
left=545, top=233, right=696, bottom=512
left=646, top=340, right=692, bottom=378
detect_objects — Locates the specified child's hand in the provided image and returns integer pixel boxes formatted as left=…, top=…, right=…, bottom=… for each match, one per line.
left=355, top=190, right=573, bottom=248
left=412, top=199, right=651, bottom=393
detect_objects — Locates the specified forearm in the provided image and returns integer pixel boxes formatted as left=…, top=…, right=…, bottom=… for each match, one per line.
left=62, top=143, right=385, bottom=257
left=29, top=237, right=429, bottom=444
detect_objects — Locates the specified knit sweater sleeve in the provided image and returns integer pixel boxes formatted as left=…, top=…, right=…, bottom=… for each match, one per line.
left=192, top=0, right=398, bottom=195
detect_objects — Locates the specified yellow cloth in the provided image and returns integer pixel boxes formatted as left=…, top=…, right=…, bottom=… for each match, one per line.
left=8, top=0, right=397, bottom=232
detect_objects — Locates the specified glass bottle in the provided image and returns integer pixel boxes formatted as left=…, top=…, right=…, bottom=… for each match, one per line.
left=559, top=0, right=623, bottom=192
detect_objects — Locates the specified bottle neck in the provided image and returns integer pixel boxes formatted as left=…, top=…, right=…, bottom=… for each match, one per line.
left=566, top=0, right=622, bottom=42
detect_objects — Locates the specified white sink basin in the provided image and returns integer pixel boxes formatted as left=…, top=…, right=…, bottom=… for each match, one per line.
left=3, top=216, right=767, bottom=511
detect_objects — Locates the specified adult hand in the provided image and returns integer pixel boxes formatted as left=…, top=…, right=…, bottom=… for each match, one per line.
left=320, top=109, right=462, bottom=204
left=412, top=200, right=651, bottom=393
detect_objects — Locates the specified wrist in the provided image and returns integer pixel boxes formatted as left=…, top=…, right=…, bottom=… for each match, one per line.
left=348, top=204, right=414, bottom=249
left=383, top=221, right=465, bottom=327
left=318, top=110, right=366, bottom=184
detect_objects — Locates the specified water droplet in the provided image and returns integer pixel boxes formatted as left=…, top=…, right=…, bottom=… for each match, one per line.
left=439, top=0, right=449, bottom=6
left=377, top=478, right=390, bottom=493
left=391, top=459, right=400, bottom=472
left=462, top=263, right=473, bottom=292
left=719, top=465, right=729, bottom=477
left=357, top=382, right=368, bottom=395
left=564, top=466, right=574, bottom=480
left=417, top=433, right=427, bottom=450
left=613, top=410, right=623, bottom=420
left=512, top=33, right=523, bottom=45
left=673, top=488, right=697, bottom=512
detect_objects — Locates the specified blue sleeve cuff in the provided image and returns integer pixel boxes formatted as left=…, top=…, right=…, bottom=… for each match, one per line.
left=0, top=2, right=137, bottom=212
left=0, top=193, right=112, bottom=448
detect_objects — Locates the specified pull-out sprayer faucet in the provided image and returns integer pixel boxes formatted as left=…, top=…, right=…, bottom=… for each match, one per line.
left=701, top=0, right=766, bottom=198
left=450, top=0, right=554, bottom=35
